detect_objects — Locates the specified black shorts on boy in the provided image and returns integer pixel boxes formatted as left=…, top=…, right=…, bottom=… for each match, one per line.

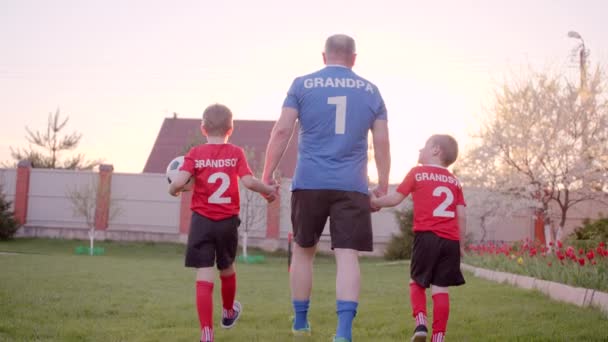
left=185, top=211, right=241, bottom=270
left=410, top=231, right=465, bottom=288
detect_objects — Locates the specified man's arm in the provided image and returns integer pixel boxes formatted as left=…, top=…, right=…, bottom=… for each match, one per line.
left=457, top=205, right=467, bottom=256
left=262, top=107, right=298, bottom=184
left=371, top=119, right=390, bottom=195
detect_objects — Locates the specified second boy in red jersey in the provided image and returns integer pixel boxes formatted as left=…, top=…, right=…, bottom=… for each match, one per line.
left=169, top=104, right=278, bottom=342
left=371, top=134, right=466, bottom=342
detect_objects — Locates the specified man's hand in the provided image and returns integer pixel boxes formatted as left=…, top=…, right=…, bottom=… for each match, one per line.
left=369, top=188, right=381, bottom=212
left=262, top=183, right=280, bottom=203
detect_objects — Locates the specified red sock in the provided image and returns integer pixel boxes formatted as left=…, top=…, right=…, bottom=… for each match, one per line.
left=432, top=293, right=450, bottom=337
left=196, top=281, right=214, bottom=340
left=220, top=272, right=236, bottom=316
left=409, top=282, right=427, bottom=326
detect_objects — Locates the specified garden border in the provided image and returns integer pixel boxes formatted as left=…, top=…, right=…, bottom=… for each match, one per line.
left=461, top=263, right=608, bottom=315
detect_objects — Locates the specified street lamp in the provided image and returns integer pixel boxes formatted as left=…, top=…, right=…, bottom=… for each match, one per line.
left=567, top=30, right=587, bottom=91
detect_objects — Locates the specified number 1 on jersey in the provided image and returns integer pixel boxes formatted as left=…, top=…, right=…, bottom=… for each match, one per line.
left=328, top=96, right=347, bottom=134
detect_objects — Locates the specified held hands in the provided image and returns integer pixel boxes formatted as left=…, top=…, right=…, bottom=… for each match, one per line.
left=369, top=184, right=387, bottom=212
left=262, top=179, right=280, bottom=203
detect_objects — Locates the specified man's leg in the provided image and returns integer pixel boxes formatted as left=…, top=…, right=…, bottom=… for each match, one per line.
left=291, top=243, right=316, bottom=332
left=334, top=248, right=360, bottom=341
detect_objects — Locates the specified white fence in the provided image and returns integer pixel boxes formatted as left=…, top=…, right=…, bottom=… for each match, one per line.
left=5, top=167, right=606, bottom=252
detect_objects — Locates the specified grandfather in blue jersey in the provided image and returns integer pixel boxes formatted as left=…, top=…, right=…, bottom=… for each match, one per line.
left=262, top=34, right=391, bottom=342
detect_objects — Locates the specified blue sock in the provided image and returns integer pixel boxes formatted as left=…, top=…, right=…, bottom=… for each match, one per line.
left=292, top=299, right=310, bottom=329
left=336, top=300, right=358, bottom=341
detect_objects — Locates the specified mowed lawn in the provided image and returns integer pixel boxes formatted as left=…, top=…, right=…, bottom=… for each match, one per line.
left=1, top=239, right=607, bottom=342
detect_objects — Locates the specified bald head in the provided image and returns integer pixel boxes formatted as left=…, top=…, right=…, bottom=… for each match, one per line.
left=323, top=34, right=357, bottom=67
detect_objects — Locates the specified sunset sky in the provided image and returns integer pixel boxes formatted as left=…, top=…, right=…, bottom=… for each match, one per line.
left=1, top=0, right=607, bottom=183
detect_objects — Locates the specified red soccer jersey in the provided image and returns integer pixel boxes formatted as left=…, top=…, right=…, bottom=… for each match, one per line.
left=180, top=143, right=253, bottom=221
left=396, top=164, right=466, bottom=241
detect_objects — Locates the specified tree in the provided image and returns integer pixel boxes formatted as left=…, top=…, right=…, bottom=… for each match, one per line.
left=460, top=66, right=608, bottom=243
left=66, top=178, right=120, bottom=255
left=9, top=109, right=100, bottom=169
left=238, top=146, right=267, bottom=258
left=384, top=206, right=414, bottom=260
left=0, top=184, right=20, bottom=240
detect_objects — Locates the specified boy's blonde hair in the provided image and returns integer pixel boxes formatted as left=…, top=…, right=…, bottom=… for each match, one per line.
left=202, top=104, right=233, bottom=136
left=430, top=134, right=459, bottom=167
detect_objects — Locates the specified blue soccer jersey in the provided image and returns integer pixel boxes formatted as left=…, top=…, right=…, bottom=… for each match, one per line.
left=283, top=65, right=387, bottom=194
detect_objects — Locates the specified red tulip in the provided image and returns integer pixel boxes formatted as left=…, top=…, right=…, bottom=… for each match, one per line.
left=578, top=258, right=585, bottom=266
left=557, top=240, right=563, bottom=248
left=586, top=250, right=595, bottom=260
left=579, top=248, right=584, bottom=255
left=592, top=260, right=597, bottom=265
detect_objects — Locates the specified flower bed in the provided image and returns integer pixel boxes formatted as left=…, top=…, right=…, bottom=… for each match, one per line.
left=465, top=240, right=608, bottom=292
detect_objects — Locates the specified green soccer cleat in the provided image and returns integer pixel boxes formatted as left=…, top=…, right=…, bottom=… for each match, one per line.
left=291, top=320, right=312, bottom=337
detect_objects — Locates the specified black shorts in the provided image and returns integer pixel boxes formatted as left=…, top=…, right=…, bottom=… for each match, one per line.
left=410, top=231, right=465, bottom=288
left=185, top=212, right=240, bottom=270
left=291, top=189, right=373, bottom=252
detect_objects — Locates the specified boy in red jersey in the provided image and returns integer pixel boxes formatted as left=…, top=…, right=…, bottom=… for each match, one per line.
left=371, top=134, right=466, bottom=342
left=169, top=104, right=278, bottom=342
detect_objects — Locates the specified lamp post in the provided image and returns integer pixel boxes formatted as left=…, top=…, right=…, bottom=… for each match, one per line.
left=567, top=31, right=587, bottom=91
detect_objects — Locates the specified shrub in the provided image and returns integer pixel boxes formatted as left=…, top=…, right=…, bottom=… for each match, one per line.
left=384, top=208, right=414, bottom=260
left=571, top=216, right=608, bottom=242
left=0, top=185, right=20, bottom=240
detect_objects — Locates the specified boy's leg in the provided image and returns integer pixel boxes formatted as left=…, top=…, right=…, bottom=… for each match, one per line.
left=409, top=232, right=441, bottom=341
left=215, top=216, right=241, bottom=329
left=186, top=212, right=218, bottom=342
left=334, top=248, right=360, bottom=342
left=431, top=286, right=449, bottom=342
left=219, top=264, right=237, bottom=319
left=196, top=267, right=216, bottom=342
left=410, top=280, right=428, bottom=327
left=428, top=236, right=465, bottom=341
left=290, top=243, right=316, bottom=331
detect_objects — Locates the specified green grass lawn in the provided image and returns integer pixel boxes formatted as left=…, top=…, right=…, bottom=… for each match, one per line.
left=1, top=239, right=607, bottom=342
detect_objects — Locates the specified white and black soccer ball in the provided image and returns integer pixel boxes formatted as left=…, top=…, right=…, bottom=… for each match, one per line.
left=166, top=156, right=184, bottom=184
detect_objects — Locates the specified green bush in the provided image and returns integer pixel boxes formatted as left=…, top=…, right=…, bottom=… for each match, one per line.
left=384, top=208, right=414, bottom=260
left=570, top=216, right=608, bottom=242
left=0, top=185, right=20, bottom=240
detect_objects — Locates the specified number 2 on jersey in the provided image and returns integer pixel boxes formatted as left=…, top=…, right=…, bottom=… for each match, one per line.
left=432, top=186, right=455, bottom=218
left=328, top=96, right=347, bottom=134
left=208, top=172, right=231, bottom=204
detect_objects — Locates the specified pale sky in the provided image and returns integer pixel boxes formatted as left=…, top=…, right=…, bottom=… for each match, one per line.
left=1, top=0, right=607, bottom=183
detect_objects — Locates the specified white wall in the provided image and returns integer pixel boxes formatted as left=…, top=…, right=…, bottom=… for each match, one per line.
left=6, top=167, right=604, bottom=247
left=110, top=172, right=180, bottom=233
left=27, top=169, right=96, bottom=228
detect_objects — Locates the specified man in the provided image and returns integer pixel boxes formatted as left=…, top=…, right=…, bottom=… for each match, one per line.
left=262, top=34, right=390, bottom=342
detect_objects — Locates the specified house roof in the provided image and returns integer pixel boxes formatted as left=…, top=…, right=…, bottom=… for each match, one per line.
left=143, top=117, right=298, bottom=178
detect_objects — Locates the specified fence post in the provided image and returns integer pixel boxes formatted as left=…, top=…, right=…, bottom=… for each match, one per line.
left=14, top=160, right=32, bottom=225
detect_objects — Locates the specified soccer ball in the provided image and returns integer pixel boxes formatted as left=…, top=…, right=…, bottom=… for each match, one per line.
left=166, top=156, right=184, bottom=184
